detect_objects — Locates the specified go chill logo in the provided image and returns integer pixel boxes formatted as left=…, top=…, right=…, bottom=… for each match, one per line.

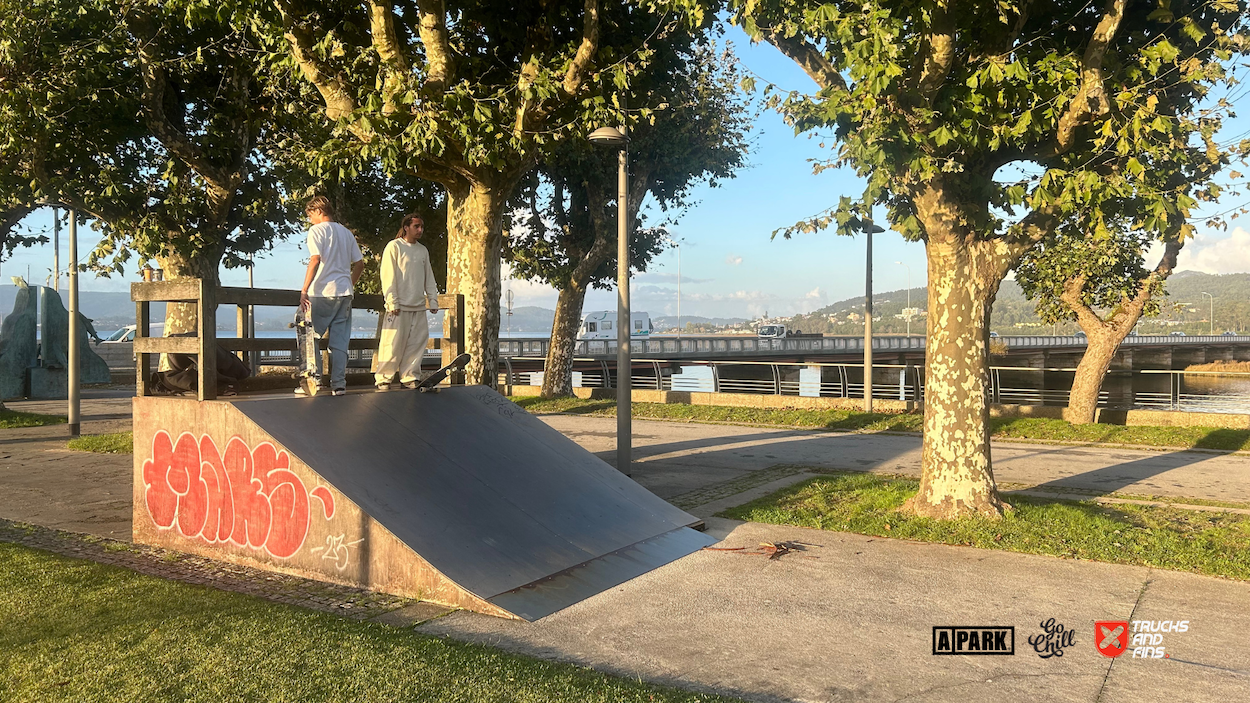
left=932, top=627, right=1015, bottom=655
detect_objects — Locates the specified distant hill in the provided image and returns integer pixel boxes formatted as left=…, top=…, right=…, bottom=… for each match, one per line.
left=786, top=271, right=1250, bottom=336
left=653, top=315, right=749, bottom=332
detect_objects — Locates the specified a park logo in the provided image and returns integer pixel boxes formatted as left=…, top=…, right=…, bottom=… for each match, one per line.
left=1095, top=621, right=1130, bottom=658
left=932, top=627, right=1015, bottom=655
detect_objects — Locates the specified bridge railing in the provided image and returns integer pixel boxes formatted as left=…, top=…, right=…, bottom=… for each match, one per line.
left=499, top=334, right=1250, bottom=358
left=496, top=357, right=1250, bottom=415
left=131, top=280, right=465, bottom=400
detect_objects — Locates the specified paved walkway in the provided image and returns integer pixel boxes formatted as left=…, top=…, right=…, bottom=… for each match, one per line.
left=3, top=395, right=1250, bottom=701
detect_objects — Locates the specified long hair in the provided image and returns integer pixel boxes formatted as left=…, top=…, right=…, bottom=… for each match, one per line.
left=396, top=213, right=423, bottom=239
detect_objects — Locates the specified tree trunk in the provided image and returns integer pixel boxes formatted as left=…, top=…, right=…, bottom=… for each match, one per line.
left=445, top=179, right=505, bottom=388
left=155, top=241, right=224, bottom=370
left=902, top=234, right=1012, bottom=519
left=541, top=281, right=589, bottom=398
left=1065, top=332, right=1118, bottom=424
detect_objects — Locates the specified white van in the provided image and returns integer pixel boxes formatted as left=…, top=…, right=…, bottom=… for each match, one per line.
left=101, top=323, right=164, bottom=343
left=578, top=311, right=652, bottom=340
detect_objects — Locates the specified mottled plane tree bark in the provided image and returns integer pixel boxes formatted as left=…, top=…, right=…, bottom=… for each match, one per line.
left=714, top=0, right=1246, bottom=517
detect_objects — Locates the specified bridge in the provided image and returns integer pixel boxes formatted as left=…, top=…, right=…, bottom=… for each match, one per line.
left=500, top=334, right=1250, bottom=367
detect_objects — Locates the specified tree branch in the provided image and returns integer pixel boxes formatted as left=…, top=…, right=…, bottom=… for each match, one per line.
left=913, top=1, right=955, bottom=105
left=1108, top=240, right=1181, bottom=333
left=562, top=0, right=599, bottom=95
left=758, top=29, right=846, bottom=92
left=368, top=0, right=411, bottom=115
left=273, top=0, right=359, bottom=122
left=416, top=0, right=454, bottom=92
left=1043, top=0, right=1126, bottom=158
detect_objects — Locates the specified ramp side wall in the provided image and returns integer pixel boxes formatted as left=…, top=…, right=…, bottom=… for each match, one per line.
left=131, top=396, right=512, bottom=618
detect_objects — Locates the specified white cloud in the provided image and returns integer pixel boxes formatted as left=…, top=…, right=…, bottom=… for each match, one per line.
left=1172, top=227, right=1250, bottom=274
left=634, top=272, right=714, bottom=284
left=725, top=254, right=743, bottom=266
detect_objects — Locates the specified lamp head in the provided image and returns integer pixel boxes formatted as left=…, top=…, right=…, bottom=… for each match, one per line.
left=588, top=126, right=627, bottom=148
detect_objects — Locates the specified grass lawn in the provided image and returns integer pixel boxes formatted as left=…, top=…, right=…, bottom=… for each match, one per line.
left=0, top=542, right=738, bottom=703
left=510, top=396, right=1250, bottom=451
left=720, top=471, right=1250, bottom=580
left=0, top=409, right=67, bottom=429
left=67, top=432, right=133, bottom=454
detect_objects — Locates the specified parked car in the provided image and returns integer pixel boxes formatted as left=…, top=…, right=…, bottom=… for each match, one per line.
left=1170, top=331, right=1187, bottom=337
left=1223, top=331, right=1238, bottom=336
left=100, top=323, right=164, bottom=343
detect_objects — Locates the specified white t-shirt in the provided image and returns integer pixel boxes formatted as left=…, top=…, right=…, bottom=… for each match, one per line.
left=306, top=221, right=363, bottom=297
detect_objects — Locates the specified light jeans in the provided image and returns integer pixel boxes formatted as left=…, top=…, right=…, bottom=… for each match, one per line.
left=375, top=310, right=430, bottom=385
left=310, top=295, right=352, bottom=389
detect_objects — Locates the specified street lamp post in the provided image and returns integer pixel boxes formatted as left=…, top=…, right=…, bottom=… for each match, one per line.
left=589, top=124, right=631, bottom=475
left=864, top=222, right=884, bottom=412
left=1202, top=292, right=1214, bottom=335
left=895, top=261, right=912, bottom=338
left=676, top=241, right=681, bottom=340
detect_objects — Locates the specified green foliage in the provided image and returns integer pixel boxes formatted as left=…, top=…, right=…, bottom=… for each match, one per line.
left=0, top=542, right=743, bottom=702
left=721, top=472, right=1250, bottom=580
left=0, top=0, right=303, bottom=279
left=505, top=43, right=752, bottom=291
left=67, top=432, right=132, bottom=454
left=723, top=0, right=1246, bottom=246
left=0, top=409, right=67, bottom=428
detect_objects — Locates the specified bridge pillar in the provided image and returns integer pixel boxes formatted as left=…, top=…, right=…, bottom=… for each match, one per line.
left=1102, top=348, right=1135, bottom=409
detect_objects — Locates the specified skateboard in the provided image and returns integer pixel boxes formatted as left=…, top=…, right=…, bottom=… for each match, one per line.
left=288, top=307, right=321, bottom=397
left=415, top=353, right=471, bottom=393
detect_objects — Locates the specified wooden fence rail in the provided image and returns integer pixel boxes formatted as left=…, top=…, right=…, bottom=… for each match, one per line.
left=132, top=280, right=465, bottom=400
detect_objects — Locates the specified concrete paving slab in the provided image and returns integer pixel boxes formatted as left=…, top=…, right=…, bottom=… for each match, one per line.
left=1100, top=569, right=1250, bottom=700
left=539, top=415, right=1250, bottom=505
left=416, top=519, right=1250, bottom=703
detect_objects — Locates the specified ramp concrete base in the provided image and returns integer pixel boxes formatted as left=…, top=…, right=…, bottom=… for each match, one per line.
left=132, top=387, right=712, bottom=620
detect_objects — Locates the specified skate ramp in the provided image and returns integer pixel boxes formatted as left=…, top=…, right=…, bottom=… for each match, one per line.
left=220, top=385, right=713, bottom=619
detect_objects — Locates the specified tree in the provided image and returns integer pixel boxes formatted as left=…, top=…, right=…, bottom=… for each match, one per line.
left=505, top=43, right=750, bottom=398
left=264, top=0, right=708, bottom=386
left=727, top=0, right=1246, bottom=517
left=1, top=1, right=302, bottom=343
left=1015, top=220, right=1182, bottom=424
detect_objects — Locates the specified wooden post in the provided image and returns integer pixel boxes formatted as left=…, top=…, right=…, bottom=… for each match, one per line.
left=198, top=279, right=217, bottom=401
left=236, top=305, right=247, bottom=363
left=135, top=300, right=150, bottom=397
left=440, top=293, right=466, bottom=385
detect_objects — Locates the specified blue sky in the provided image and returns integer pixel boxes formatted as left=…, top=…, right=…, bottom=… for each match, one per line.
left=3, top=26, right=1247, bottom=321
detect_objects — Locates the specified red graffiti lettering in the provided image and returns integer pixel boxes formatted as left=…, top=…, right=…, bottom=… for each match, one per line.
left=310, top=486, right=335, bottom=519
left=140, top=431, right=333, bottom=560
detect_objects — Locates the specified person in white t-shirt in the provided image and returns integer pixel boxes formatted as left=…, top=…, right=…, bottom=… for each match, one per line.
left=298, top=196, right=364, bottom=396
left=375, top=213, right=440, bottom=390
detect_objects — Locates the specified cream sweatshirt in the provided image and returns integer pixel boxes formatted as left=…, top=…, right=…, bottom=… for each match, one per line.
left=380, top=238, right=439, bottom=311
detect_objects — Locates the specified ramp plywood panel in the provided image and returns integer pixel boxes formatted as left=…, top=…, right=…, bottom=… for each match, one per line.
left=133, top=388, right=712, bottom=620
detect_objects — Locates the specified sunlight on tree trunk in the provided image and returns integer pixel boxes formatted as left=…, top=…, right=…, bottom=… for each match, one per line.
left=542, top=282, right=590, bottom=398
left=902, top=235, right=1012, bottom=520
left=446, top=181, right=505, bottom=388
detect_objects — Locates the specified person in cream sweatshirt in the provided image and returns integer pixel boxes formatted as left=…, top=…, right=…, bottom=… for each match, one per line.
left=375, top=213, right=440, bottom=389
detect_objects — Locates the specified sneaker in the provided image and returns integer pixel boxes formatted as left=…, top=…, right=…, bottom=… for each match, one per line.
left=332, top=388, right=346, bottom=396
left=293, top=386, right=306, bottom=396
left=375, top=382, right=391, bottom=392
left=401, top=379, right=419, bottom=390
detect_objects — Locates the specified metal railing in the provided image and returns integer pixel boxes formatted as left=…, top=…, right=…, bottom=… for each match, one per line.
left=498, top=357, right=1250, bottom=414
left=498, top=333, right=1250, bottom=360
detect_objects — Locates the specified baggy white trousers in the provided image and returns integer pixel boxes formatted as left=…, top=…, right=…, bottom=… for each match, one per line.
left=375, top=310, right=430, bottom=384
